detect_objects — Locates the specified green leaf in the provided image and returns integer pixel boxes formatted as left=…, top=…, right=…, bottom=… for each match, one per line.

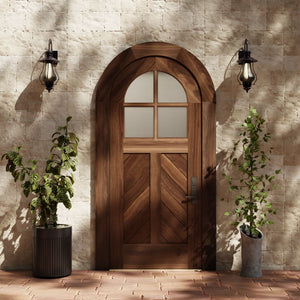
left=13, top=155, right=22, bottom=166
left=230, top=185, right=238, bottom=191
left=30, top=197, right=41, bottom=212
left=51, top=131, right=61, bottom=138
left=61, top=153, right=68, bottom=161
left=22, top=179, right=30, bottom=187
left=64, top=145, right=74, bottom=154
left=44, top=185, right=52, bottom=196
left=12, top=171, right=19, bottom=182
left=57, top=135, right=65, bottom=146
left=20, top=172, right=25, bottom=181
left=63, top=197, right=72, bottom=209
left=66, top=116, right=72, bottom=123
left=224, top=211, right=230, bottom=216
left=64, top=161, right=71, bottom=170
left=69, top=132, right=78, bottom=142
left=67, top=175, right=74, bottom=184
left=68, top=188, right=74, bottom=198
left=269, top=176, right=275, bottom=182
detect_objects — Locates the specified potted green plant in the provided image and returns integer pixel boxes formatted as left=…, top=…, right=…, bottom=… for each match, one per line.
left=222, top=107, right=280, bottom=277
left=1, top=116, right=79, bottom=278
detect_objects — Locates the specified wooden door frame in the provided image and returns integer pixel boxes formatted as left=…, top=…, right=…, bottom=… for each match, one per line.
left=95, top=42, right=216, bottom=270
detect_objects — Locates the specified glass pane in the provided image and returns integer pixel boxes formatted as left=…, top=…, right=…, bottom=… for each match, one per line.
left=158, top=72, right=187, bottom=103
left=158, top=107, right=187, bottom=138
left=124, top=107, right=153, bottom=137
left=125, top=72, right=153, bottom=103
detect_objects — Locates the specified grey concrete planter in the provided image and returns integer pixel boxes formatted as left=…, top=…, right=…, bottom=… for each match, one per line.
left=240, top=225, right=263, bottom=278
left=33, top=225, right=72, bottom=278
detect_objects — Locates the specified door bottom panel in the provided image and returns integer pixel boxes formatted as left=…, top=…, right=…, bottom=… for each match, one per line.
left=123, top=244, right=188, bottom=268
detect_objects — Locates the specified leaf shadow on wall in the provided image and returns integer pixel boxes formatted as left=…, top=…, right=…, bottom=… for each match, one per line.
left=1, top=43, right=49, bottom=272
left=215, top=55, right=245, bottom=270
left=1, top=70, right=44, bottom=271
left=216, top=149, right=242, bottom=270
left=0, top=193, right=32, bottom=270
left=15, top=79, right=44, bottom=125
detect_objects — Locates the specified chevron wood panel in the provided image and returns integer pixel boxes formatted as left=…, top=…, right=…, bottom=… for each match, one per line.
left=123, top=154, right=150, bottom=244
left=160, top=154, right=188, bottom=243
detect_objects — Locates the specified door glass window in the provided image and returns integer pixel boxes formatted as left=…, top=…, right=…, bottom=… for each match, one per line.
left=158, top=72, right=187, bottom=103
left=124, top=72, right=153, bottom=103
left=158, top=107, right=187, bottom=137
left=124, top=107, right=154, bottom=137
left=124, top=71, right=187, bottom=138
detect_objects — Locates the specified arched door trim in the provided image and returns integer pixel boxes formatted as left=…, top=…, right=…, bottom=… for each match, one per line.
left=95, top=42, right=216, bottom=270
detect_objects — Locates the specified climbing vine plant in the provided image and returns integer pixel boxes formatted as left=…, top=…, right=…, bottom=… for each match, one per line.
left=222, top=107, right=280, bottom=238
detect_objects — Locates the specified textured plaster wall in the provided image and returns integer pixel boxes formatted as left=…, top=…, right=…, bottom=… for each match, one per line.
left=0, top=0, right=299, bottom=271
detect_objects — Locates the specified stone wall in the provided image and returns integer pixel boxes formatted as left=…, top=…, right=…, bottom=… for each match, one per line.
left=0, top=0, right=299, bottom=270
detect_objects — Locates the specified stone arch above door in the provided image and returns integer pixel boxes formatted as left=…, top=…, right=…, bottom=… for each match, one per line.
left=95, top=42, right=216, bottom=270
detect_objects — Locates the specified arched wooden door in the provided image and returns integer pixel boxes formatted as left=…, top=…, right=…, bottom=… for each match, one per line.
left=95, top=42, right=216, bottom=270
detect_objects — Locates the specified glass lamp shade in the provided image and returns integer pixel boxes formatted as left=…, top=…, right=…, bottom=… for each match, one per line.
left=238, top=62, right=256, bottom=92
left=39, top=62, right=58, bottom=92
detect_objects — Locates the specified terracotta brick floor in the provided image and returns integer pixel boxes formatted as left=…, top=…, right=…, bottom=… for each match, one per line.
left=1, top=270, right=300, bottom=300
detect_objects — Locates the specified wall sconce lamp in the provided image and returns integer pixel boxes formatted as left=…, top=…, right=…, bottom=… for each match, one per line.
left=39, top=39, right=59, bottom=92
left=237, top=39, right=257, bottom=93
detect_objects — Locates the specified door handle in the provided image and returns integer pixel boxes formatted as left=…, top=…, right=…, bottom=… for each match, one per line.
left=182, top=177, right=198, bottom=204
left=181, top=195, right=197, bottom=204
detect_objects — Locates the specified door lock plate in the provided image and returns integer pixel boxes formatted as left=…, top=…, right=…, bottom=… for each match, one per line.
left=182, top=177, right=198, bottom=204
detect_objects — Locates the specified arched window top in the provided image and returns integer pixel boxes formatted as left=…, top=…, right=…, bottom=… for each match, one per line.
left=125, top=71, right=187, bottom=103
left=125, top=72, right=153, bottom=103
left=157, top=72, right=186, bottom=103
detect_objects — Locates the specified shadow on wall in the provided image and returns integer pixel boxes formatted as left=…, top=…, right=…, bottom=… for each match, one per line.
left=15, top=79, right=44, bottom=124
left=214, top=50, right=246, bottom=270
left=0, top=79, right=44, bottom=270
left=0, top=192, right=33, bottom=270
left=216, top=134, right=242, bottom=270
left=216, top=148, right=242, bottom=270
left=0, top=49, right=47, bottom=270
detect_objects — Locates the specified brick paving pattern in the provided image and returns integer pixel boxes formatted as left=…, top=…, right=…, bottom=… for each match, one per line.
left=0, top=270, right=300, bottom=299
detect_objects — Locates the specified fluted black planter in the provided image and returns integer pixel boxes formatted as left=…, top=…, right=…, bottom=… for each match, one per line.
left=33, top=225, right=72, bottom=278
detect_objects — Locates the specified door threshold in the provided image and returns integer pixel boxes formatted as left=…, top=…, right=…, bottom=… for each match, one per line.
left=109, top=269, right=203, bottom=272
